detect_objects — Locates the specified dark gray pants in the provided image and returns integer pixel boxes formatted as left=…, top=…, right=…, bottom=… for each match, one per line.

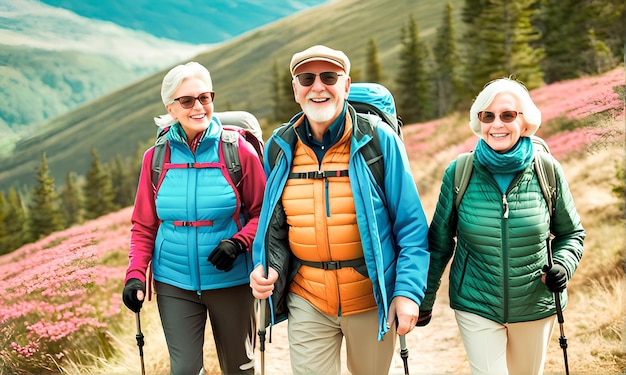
left=156, top=282, right=256, bottom=375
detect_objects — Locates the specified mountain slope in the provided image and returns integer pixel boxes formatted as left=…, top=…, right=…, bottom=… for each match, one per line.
left=0, top=0, right=212, bottom=135
left=0, top=0, right=462, bottom=190
left=38, top=0, right=329, bottom=44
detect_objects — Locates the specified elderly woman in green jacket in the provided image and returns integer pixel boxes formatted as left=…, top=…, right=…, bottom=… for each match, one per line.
left=420, top=78, right=585, bottom=375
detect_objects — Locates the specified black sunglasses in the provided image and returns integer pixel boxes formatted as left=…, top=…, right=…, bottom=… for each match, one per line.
left=174, top=92, right=215, bottom=109
left=478, top=110, right=523, bottom=123
left=294, top=72, right=344, bottom=87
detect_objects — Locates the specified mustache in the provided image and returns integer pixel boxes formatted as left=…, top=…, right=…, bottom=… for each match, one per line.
left=305, top=93, right=332, bottom=100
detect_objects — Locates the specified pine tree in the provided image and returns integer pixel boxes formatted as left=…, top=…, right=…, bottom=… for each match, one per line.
left=582, top=29, right=616, bottom=75
left=5, top=187, right=28, bottom=252
left=28, top=153, right=64, bottom=240
left=83, top=149, right=117, bottom=220
left=59, top=171, right=84, bottom=226
left=462, top=0, right=544, bottom=92
left=586, top=0, right=624, bottom=62
left=434, top=2, right=462, bottom=117
left=364, top=38, right=383, bottom=83
left=133, top=138, right=152, bottom=185
left=110, top=154, right=135, bottom=208
left=395, top=15, right=432, bottom=123
left=459, top=0, right=489, bottom=98
left=277, top=69, right=301, bottom=124
left=537, top=0, right=591, bottom=82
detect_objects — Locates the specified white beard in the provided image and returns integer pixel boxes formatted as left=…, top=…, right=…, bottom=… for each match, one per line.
left=302, top=100, right=337, bottom=123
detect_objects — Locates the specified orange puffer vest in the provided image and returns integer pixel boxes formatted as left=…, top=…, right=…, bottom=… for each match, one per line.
left=281, top=121, right=376, bottom=316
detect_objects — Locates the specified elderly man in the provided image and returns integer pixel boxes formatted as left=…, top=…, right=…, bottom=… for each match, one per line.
left=250, top=45, right=429, bottom=375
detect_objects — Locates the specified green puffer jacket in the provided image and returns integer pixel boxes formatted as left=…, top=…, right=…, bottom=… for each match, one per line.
left=422, top=155, right=585, bottom=323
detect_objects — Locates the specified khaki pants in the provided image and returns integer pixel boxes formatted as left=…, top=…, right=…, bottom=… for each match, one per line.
left=455, top=310, right=557, bottom=375
left=287, top=293, right=396, bottom=375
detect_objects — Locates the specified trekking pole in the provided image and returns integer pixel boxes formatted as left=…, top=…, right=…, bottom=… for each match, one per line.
left=258, top=298, right=267, bottom=375
left=399, top=335, right=409, bottom=375
left=135, top=312, right=146, bottom=375
left=545, top=238, right=570, bottom=375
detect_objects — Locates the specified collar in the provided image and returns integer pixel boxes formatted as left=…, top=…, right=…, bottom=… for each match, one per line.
left=299, top=101, right=348, bottom=149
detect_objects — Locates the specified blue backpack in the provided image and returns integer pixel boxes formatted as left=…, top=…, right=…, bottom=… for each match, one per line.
left=348, top=82, right=403, bottom=139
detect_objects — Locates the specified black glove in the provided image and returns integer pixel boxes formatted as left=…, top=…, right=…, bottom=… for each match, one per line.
left=543, top=264, right=568, bottom=292
left=208, top=238, right=246, bottom=271
left=122, top=278, right=146, bottom=313
left=416, top=310, right=432, bottom=327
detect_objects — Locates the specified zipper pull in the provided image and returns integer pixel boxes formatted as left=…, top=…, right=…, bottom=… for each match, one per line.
left=502, top=195, right=509, bottom=219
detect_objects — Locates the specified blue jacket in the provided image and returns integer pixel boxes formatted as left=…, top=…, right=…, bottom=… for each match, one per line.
left=252, top=106, right=429, bottom=339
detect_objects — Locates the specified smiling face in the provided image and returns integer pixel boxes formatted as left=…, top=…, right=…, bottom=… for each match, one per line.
left=292, top=60, right=350, bottom=139
left=480, top=92, right=529, bottom=152
left=165, top=77, right=213, bottom=141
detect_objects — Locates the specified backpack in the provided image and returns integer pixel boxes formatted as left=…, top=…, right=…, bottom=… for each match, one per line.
left=267, top=82, right=403, bottom=190
left=348, top=82, right=403, bottom=139
left=151, top=111, right=264, bottom=193
left=453, top=135, right=557, bottom=218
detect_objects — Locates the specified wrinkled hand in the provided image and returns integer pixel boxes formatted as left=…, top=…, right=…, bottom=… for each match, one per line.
left=542, top=264, right=568, bottom=292
left=122, top=278, right=146, bottom=313
left=249, top=265, right=278, bottom=300
left=387, top=296, right=419, bottom=335
left=208, top=239, right=245, bottom=271
left=416, top=309, right=432, bottom=327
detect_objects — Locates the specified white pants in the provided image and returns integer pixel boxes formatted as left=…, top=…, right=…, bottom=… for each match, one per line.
left=287, top=293, right=396, bottom=375
left=455, top=310, right=556, bottom=375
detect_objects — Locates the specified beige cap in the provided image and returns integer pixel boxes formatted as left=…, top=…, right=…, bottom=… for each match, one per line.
left=290, top=45, right=351, bottom=75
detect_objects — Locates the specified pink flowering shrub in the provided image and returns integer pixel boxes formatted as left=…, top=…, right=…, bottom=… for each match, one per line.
left=0, top=208, right=130, bottom=374
left=402, top=66, right=625, bottom=163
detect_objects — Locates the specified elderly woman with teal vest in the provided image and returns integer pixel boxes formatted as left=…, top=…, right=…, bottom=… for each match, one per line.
left=419, top=78, right=585, bottom=375
left=122, top=62, right=266, bottom=375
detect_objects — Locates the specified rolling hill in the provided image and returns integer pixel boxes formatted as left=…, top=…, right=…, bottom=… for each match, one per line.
left=0, top=0, right=465, bottom=191
left=0, top=0, right=326, bottom=145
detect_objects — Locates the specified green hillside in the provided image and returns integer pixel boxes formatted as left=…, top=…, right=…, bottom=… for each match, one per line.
left=0, top=0, right=463, bottom=191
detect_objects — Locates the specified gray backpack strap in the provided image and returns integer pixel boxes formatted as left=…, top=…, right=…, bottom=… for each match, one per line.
left=221, top=129, right=241, bottom=187
left=356, top=113, right=385, bottom=191
left=454, top=152, right=474, bottom=210
left=534, top=152, right=557, bottom=219
left=151, top=127, right=169, bottom=191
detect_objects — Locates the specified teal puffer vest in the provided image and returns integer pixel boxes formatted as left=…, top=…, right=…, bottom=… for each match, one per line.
left=153, top=133, right=253, bottom=293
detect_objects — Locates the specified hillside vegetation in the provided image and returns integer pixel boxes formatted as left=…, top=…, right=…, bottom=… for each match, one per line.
left=0, top=66, right=623, bottom=374
left=0, top=0, right=464, bottom=191
left=0, top=0, right=214, bottom=134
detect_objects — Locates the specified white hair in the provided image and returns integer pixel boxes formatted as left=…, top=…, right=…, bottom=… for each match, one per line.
left=469, top=78, right=541, bottom=137
left=154, top=62, right=213, bottom=128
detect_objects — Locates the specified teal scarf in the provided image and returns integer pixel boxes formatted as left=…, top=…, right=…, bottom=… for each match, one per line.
left=474, top=137, right=534, bottom=193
